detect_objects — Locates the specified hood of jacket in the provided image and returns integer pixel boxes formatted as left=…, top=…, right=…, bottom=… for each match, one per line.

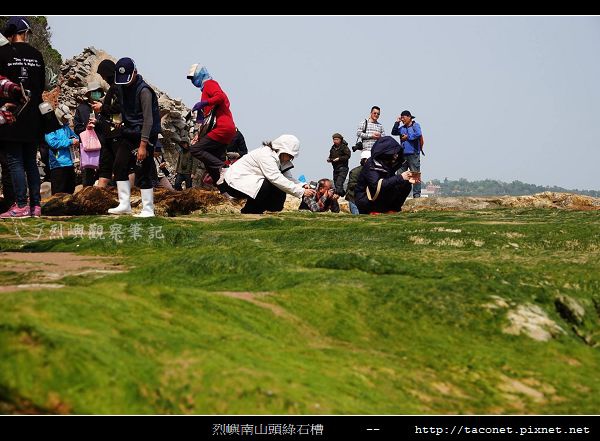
left=371, top=136, right=402, bottom=160
left=271, top=134, right=300, bottom=159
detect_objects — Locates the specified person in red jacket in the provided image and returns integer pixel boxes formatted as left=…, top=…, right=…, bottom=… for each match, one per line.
left=186, top=64, right=236, bottom=189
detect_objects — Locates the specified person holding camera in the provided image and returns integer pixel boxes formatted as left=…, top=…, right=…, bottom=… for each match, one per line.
left=354, top=106, right=386, bottom=155
left=299, top=178, right=340, bottom=213
left=220, top=134, right=316, bottom=214
left=0, top=17, right=45, bottom=218
left=354, top=136, right=420, bottom=215
left=327, top=133, right=350, bottom=197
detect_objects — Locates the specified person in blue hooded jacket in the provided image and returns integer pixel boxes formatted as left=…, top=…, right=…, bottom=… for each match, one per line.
left=354, top=136, right=420, bottom=214
left=43, top=103, right=77, bottom=195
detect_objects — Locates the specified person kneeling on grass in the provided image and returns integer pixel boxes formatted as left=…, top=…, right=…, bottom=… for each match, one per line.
left=354, top=136, right=420, bottom=215
left=219, top=134, right=316, bottom=214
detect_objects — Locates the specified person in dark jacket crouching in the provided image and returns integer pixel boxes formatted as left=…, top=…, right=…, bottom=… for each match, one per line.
left=354, top=136, right=420, bottom=214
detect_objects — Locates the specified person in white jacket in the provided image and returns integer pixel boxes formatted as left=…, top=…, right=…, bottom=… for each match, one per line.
left=220, top=134, right=316, bottom=214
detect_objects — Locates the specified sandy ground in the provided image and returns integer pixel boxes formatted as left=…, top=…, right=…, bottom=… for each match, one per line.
left=0, top=252, right=124, bottom=293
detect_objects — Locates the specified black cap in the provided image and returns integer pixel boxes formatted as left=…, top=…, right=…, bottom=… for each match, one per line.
left=401, top=110, right=415, bottom=119
left=114, top=57, right=136, bottom=85
left=3, top=16, right=32, bottom=37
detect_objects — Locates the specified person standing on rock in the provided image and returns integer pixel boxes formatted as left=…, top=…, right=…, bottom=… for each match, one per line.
left=174, top=136, right=196, bottom=190
left=74, top=81, right=105, bottom=187
left=392, top=110, right=423, bottom=198
left=108, top=57, right=161, bottom=217
left=42, top=103, right=77, bottom=195
left=0, top=16, right=44, bottom=218
left=94, top=59, right=130, bottom=188
left=0, top=73, right=22, bottom=211
left=327, top=133, right=351, bottom=196
left=186, top=64, right=236, bottom=191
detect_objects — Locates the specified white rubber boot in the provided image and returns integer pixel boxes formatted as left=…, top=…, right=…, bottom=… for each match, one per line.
left=134, top=188, right=155, bottom=218
left=108, top=181, right=132, bottom=214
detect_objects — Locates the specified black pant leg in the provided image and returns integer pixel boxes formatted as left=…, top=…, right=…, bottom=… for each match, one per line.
left=241, top=179, right=286, bottom=214
left=190, top=136, right=226, bottom=183
left=333, top=166, right=349, bottom=196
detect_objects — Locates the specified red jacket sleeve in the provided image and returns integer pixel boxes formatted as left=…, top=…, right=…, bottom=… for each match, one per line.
left=201, top=80, right=227, bottom=111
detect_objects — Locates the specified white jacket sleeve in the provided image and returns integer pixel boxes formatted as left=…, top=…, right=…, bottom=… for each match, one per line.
left=256, top=155, right=304, bottom=198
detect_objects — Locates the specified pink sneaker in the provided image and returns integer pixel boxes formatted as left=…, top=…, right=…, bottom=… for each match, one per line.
left=0, top=204, right=30, bottom=218
left=31, top=205, right=42, bottom=218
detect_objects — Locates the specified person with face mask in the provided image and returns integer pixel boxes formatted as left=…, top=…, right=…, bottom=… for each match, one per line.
left=108, top=57, right=161, bottom=217
left=219, top=134, right=316, bottom=214
left=74, top=81, right=105, bottom=187
left=186, top=64, right=236, bottom=191
left=0, top=16, right=45, bottom=218
left=354, top=136, right=420, bottom=215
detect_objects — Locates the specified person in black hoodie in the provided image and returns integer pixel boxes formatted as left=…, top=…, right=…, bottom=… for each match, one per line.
left=327, top=133, right=351, bottom=196
left=0, top=17, right=44, bottom=218
left=354, top=136, right=420, bottom=214
left=94, top=59, right=128, bottom=188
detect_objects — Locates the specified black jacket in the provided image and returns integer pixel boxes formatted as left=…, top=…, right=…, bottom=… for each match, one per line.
left=355, top=137, right=404, bottom=209
left=226, top=129, right=248, bottom=156
left=0, top=42, right=45, bottom=143
left=74, top=101, right=105, bottom=146
left=328, top=140, right=351, bottom=168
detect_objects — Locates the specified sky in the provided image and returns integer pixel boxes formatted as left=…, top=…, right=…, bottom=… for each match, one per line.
left=47, top=16, right=600, bottom=190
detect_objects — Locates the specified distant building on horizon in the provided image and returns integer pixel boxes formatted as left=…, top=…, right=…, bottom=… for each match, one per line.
left=419, top=181, right=441, bottom=198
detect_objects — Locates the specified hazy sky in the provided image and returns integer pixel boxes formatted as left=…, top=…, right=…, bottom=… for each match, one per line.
left=47, top=16, right=600, bottom=190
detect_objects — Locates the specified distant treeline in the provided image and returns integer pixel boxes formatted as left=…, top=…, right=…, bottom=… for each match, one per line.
left=429, top=178, right=600, bottom=198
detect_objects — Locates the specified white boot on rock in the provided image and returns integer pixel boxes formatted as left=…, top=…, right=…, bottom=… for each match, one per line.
left=108, top=181, right=132, bottom=215
left=134, top=188, right=155, bottom=218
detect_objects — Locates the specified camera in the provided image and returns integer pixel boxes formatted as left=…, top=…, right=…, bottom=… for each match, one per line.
left=351, top=141, right=363, bottom=152
left=308, top=181, right=318, bottom=190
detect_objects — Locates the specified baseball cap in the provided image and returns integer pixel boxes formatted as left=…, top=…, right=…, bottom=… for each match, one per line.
left=4, top=16, right=32, bottom=36
left=114, top=57, right=136, bottom=85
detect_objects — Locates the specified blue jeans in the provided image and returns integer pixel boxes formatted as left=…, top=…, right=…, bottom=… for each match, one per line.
left=3, top=142, right=41, bottom=207
left=398, top=153, right=421, bottom=197
left=348, top=200, right=360, bottom=215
